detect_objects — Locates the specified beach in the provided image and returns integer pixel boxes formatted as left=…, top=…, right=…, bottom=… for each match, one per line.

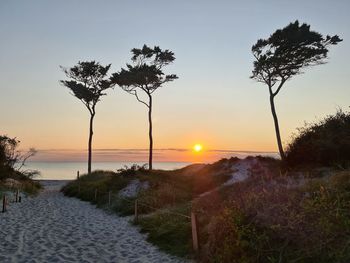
left=0, top=181, right=184, bottom=263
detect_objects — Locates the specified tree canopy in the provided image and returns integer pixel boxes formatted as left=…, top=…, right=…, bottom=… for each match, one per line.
left=251, top=20, right=342, bottom=96
left=60, top=61, right=113, bottom=114
left=110, top=45, right=178, bottom=104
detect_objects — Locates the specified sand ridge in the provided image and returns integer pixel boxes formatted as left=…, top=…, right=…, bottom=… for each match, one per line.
left=0, top=181, right=184, bottom=263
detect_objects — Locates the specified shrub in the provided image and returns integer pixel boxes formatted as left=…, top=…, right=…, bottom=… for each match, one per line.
left=202, top=171, right=350, bottom=263
left=285, top=109, right=350, bottom=167
left=116, top=164, right=148, bottom=177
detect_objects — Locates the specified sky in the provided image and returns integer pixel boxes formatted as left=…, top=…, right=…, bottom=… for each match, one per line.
left=0, top=0, right=349, bottom=162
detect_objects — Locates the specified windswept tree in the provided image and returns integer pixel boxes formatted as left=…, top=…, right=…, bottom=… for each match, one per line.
left=60, top=61, right=113, bottom=174
left=251, top=21, right=342, bottom=161
left=111, top=45, right=178, bottom=170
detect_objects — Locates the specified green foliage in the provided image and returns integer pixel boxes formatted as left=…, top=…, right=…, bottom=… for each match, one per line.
left=206, top=207, right=271, bottom=263
left=137, top=205, right=192, bottom=258
left=62, top=170, right=130, bottom=201
left=202, top=170, right=350, bottom=263
left=286, top=109, right=350, bottom=167
left=61, top=160, right=236, bottom=258
left=116, top=164, right=148, bottom=177
left=62, top=159, right=350, bottom=262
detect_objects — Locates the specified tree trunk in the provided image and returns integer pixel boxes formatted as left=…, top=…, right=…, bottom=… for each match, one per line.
left=148, top=95, right=153, bottom=171
left=88, top=113, right=95, bottom=174
left=269, top=95, right=286, bottom=161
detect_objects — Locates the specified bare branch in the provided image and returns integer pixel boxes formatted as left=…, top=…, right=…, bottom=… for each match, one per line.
left=131, top=90, right=149, bottom=107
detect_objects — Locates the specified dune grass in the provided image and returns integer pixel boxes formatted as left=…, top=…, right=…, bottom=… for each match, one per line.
left=61, top=158, right=350, bottom=262
left=61, top=161, right=235, bottom=258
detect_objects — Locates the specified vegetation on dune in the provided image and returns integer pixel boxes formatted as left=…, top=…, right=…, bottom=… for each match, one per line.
left=202, top=170, right=350, bottom=263
left=61, top=159, right=237, bottom=257
left=0, top=135, right=41, bottom=195
left=62, top=152, right=350, bottom=262
left=286, top=109, right=350, bottom=168
left=137, top=205, right=192, bottom=258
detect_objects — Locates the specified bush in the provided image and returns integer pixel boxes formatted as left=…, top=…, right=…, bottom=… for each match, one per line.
left=0, top=135, right=41, bottom=194
left=205, top=207, right=271, bottom=263
left=202, top=171, right=350, bottom=263
left=137, top=204, right=192, bottom=258
left=116, top=164, right=148, bottom=177
left=285, top=109, right=350, bottom=167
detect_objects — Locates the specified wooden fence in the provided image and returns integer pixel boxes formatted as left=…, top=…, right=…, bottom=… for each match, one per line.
left=2, top=189, right=22, bottom=213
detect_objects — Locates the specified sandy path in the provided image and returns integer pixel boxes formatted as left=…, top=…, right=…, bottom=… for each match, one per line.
left=0, top=181, right=184, bottom=263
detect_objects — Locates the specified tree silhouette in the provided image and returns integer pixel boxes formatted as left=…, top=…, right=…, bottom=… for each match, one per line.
left=0, top=135, right=38, bottom=179
left=111, top=45, right=178, bottom=170
left=60, top=61, right=113, bottom=174
left=251, top=21, right=342, bottom=161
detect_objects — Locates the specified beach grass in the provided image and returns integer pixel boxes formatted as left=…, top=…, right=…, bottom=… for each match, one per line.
left=61, top=158, right=350, bottom=262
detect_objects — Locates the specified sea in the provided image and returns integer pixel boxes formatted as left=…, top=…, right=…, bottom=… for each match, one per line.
left=26, top=162, right=191, bottom=180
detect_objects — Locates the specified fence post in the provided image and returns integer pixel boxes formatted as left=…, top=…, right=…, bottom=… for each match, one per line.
left=15, top=189, right=19, bottom=203
left=2, top=195, right=6, bottom=213
left=108, top=191, right=111, bottom=207
left=134, top=200, right=138, bottom=223
left=77, top=170, right=80, bottom=180
left=94, top=189, right=98, bottom=201
left=191, top=212, right=199, bottom=252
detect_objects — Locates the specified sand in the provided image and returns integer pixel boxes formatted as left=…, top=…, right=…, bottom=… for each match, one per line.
left=0, top=181, right=185, bottom=263
left=199, top=158, right=256, bottom=197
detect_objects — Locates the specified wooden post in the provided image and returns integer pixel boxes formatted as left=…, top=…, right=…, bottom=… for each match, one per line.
left=19, top=196, right=21, bottom=203
left=2, top=195, right=6, bottom=213
left=15, top=189, right=19, bottom=203
left=108, top=191, right=111, bottom=207
left=94, top=189, right=98, bottom=201
left=191, top=212, right=199, bottom=252
left=134, top=200, right=138, bottom=223
left=77, top=170, right=80, bottom=180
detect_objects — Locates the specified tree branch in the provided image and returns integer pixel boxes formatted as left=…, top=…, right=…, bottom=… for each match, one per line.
left=131, top=90, right=149, bottom=107
left=273, top=78, right=286, bottom=97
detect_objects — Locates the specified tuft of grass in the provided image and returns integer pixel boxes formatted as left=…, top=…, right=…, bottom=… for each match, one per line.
left=0, top=178, right=42, bottom=196
left=137, top=204, right=193, bottom=258
left=62, top=170, right=131, bottom=203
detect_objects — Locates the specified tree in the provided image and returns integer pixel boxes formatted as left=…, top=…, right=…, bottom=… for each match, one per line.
left=111, top=45, right=178, bottom=170
left=251, top=21, right=342, bottom=161
left=60, top=61, right=113, bottom=174
left=0, top=135, right=38, bottom=179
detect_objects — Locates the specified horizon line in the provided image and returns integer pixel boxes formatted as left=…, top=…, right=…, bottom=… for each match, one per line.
left=28, top=148, right=278, bottom=154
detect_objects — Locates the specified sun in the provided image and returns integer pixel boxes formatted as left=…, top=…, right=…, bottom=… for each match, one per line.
left=193, top=144, right=203, bottom=152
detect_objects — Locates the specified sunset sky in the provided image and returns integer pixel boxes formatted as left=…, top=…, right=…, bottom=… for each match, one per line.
left=0, top=0, right=349, bottom=162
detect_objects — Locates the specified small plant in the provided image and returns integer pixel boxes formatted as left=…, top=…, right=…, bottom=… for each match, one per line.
left=116, top=164, right=148, bottom=177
